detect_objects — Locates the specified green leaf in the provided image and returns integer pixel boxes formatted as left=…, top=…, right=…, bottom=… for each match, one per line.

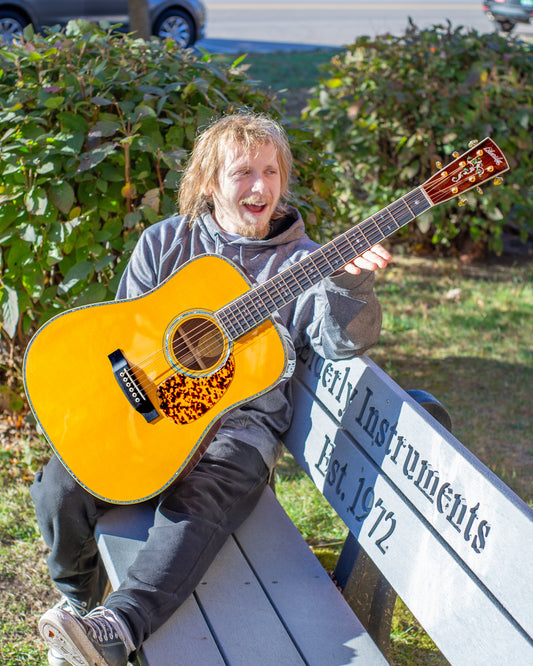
left=73, top=282, right=108, bottom=306
left=44, top=95, right=65, bottom=109
left=88, top=121, right=121, bottom=140
left=230, top=54, right=247, bottom=69
left=77, top=143, right=117, bottom=173
left=0, top=285, right=19, bottom=338
left=22, top=264, right=45, bottom=299
left=58, top=261, right=94, bottom=295
left=24, top=187, right=48, bottom=215
left=49, top=181, right=75, bottom=215
left=91, top=95, right=114, bottom=106
left=57, top=111, right=89, bottom=133
left=0, top=204, right=20, bottom=234
left=124, top=210, right=142, bottom=228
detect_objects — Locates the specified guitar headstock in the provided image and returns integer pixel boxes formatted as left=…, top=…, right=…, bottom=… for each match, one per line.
left=422, top=138, right=509, bottom=206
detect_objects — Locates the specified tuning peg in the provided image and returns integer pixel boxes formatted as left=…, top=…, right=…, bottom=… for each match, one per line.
left=493, top=177, right=504, bottom=186
left=452, top=151, right=460, bottom=158
left=476, top=186, right=483, bottom=195
left=436, top=161, right=443, bottom=169
left=458, top=197, right=467, bottom=207
left=468, top=139, right=479, bottom=148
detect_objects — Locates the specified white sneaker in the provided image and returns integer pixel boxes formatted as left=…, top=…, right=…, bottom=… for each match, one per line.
left=46, top=597, right=90, bottom=666
left=40, top=605, right=135, bottom=666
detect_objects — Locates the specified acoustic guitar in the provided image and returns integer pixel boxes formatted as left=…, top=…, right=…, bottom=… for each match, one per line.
left=23, top=138, right=509, bottom=503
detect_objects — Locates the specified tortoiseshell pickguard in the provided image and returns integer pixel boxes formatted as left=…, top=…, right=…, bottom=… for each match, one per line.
left=157, top=355, right=235, bottom=424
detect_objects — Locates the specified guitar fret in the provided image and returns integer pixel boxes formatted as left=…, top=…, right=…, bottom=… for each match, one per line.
left=256, top=283, right=284, bottom=311
left=404, top=188, right=431, bottom=216
left=234, top=299, right=259, bottom=328
left=357, top=222, right=372, bottom=247
left=301, top=255, right=326, bottom=281
left=317, top=250, right=335, bottom=272
left=275, top=273, right=299, bottom=301
left=389, top=199, right=413, bottom=226
left=241, top=292, right=269, bottom=322
left=345, top=229, right=371, bottom=255
left=330, top=236, right=355, bottom=264
left=253, top=294, right=272, bottom=318
left=219, top=308, right=245, bottom=338
left=295, top=258, right=319, bottom=285
left=323, top=243, right=347, bottom=271
left=360, top=219, right=384, bottom=247
left=267, top=279, right=291, bottom=308
left=334, top=235, right=361, bottom=262
left=289, top=263, right=312, bottom=292
left=373, top=208, right=399, bottom=236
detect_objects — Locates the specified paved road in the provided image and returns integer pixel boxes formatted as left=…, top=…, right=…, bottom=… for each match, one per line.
left=196, top=0, right=532, bottom=52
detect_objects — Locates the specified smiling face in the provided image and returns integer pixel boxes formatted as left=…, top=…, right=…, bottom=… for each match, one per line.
left=206, top=140, right=282, bottom=239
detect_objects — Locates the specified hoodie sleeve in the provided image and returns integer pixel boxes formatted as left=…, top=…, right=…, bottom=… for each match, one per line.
left=289, top=267, right=382, bottom=360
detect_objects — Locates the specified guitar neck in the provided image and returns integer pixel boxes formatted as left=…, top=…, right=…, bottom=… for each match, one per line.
left=216, top=186, right=432, bottom=340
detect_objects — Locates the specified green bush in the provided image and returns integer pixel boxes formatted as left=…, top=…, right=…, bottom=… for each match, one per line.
left=304, top=22, right=532, bottom=254
left=0, top=21, right=338, bottom=349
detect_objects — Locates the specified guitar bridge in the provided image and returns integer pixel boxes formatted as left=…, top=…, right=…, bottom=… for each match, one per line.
left=108, top=349, right=159, bottom=423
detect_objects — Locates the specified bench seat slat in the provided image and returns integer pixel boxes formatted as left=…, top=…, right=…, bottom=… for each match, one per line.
left=235, top=487, right=388, bottom=666
left=193, top=533, right=307, bottom=665
left=96, top=488, right=385, bottom=665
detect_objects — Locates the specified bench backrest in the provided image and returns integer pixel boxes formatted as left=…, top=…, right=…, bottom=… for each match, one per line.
left=282, top=347, right=533, bottom=664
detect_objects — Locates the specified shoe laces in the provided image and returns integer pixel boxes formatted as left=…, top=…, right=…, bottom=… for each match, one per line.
left=54, top=595, right=89, bottom=617
left=83, top=607, right=135, bottom=654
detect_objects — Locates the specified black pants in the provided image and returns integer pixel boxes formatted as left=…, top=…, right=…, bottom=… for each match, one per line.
left=31, top=437, right=269, bottom=649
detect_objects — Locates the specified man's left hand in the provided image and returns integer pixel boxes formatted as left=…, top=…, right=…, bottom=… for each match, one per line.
left=343, top=243, right=392, bottom=275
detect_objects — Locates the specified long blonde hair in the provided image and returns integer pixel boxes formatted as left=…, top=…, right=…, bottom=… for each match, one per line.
left=178, top=112, right=293, bottom=224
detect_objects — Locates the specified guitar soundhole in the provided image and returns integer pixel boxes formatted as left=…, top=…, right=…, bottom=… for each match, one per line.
left=170, top=315, right=227, bottom=374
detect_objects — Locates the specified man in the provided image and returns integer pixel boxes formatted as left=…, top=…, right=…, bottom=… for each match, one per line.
left=33, top=112, right=391, bottom=666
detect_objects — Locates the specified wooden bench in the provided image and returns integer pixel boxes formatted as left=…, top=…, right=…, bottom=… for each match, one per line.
left=96, top=347, right=533, bottom=665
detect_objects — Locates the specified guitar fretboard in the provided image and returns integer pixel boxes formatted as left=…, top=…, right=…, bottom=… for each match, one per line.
left=216, top=187, right=431, bottom=340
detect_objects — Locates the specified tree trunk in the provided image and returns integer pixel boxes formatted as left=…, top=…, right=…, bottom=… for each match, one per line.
left=128, top=0, right=151, bottom=40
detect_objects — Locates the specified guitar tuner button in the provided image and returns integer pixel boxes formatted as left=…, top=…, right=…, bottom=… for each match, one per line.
left=468, top=139, right=479, bottom=147
left=452, top=151, right=460, bottom=158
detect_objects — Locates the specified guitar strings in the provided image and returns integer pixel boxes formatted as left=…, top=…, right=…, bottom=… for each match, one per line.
left=125, top=150, right=496, bottom=391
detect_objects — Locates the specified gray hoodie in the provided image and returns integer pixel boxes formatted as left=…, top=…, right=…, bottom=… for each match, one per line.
left=116, top=207, right=382, bottom=470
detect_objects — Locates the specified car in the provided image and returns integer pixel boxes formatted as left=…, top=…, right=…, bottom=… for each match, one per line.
left=483, top=0, right=533, bottom=32
left=0, top=0, right=206, bottom=47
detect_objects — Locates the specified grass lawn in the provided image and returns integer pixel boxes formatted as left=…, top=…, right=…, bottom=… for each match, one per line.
left=1, top=47, right=532, bottom=666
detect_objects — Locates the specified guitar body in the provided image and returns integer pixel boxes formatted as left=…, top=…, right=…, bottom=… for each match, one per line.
left=23, top=255, right=289, bottom=504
